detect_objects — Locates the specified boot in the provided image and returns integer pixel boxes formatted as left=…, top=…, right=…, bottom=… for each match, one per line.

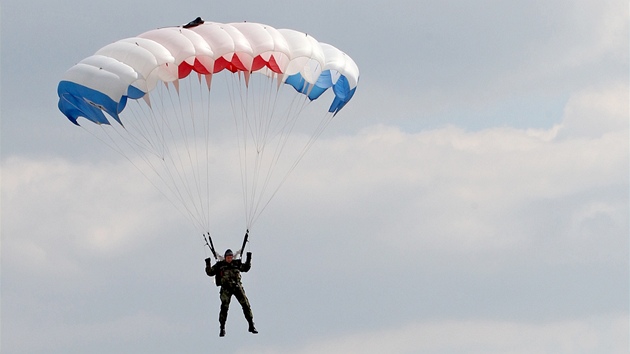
left=219, top=324, right=226, bottom=337
left=248, top=321, right=258, bottom=334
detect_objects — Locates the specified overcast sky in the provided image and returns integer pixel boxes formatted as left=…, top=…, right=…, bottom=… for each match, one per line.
left=2, top=1, right=628, bottom=353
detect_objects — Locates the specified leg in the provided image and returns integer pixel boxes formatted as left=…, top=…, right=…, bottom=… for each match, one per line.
left=218, top=287, right=232, bottom=336
left=233, top=285, right=257, bottom=334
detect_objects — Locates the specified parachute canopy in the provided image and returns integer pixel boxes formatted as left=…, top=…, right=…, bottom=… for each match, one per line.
left=57, top=19, right=359, bottom=234
left=58, top=20, right=359, bottom=126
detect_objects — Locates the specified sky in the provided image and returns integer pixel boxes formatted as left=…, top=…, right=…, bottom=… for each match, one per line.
left=1, top=1, right=628, bottom=353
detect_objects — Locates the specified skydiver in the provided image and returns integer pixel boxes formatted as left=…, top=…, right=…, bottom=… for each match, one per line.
left=205, top=249, right=258, bottom=337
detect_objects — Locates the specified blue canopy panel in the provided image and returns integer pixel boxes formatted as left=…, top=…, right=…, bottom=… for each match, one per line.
left=328, top=76, right=356, bottom=115
left=309, top=71, right=333, bottom=101
left=57, top=81, right=142, bottom=126
left=284, top=71, right=355, bottom=115
left=285, top=73, right=310, bottom=95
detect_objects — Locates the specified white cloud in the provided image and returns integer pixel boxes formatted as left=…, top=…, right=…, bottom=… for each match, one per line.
left=250, top=314, right=629, bottom=354
left=557, top=84, right=629, bottom=139
left=1, top=157, right=179, bottom=278
left=4, top=81, right=625, bottom=280
left=279, top=108, right=627, bottom=266
left=6, top=310, right=187, bottom=354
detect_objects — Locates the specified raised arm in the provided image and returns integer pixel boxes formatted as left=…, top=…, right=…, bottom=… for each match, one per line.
left=205, top=258, right=216, bottom=276
left=240, top=252, right=252, bottom=272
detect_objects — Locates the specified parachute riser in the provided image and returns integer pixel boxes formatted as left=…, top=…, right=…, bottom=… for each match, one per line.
left=204, top=231, right=248, bottom=260
left=204, top=233, right=220, bottom=260
left=236, top=229, right=249, bottom=259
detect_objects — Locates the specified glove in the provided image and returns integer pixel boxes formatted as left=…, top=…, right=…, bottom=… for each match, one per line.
left=204, top=257, right=212, bottom=266
left=245, top=252, right=252, bottom=264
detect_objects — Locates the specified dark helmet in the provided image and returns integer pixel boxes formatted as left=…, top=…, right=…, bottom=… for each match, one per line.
left=224, top=249, right=233, bottom=257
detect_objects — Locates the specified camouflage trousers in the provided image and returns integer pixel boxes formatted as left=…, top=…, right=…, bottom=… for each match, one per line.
left=219, top=284, right=253, bottom=326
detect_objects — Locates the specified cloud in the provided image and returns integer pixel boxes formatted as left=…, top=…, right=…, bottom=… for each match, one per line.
left=6, top=310, right=184, bottom=354
left=557, top=84, right=629, bottom=139
left=1, top=156, right=180, bottom=280
left=278, top=85, right=628, bottom=266
left=354, top=0, right=629, bottom=131
left=6, top=80, right=624, bottom=282
left=249, top=314, right=628, bottom=354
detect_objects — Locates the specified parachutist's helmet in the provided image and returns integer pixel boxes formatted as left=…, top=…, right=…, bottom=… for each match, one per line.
left=224, top=249, right=233, bottom=257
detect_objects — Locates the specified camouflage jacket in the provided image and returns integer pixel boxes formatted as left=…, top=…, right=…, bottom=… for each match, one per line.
left=206, top=259, right=251, bottom=288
